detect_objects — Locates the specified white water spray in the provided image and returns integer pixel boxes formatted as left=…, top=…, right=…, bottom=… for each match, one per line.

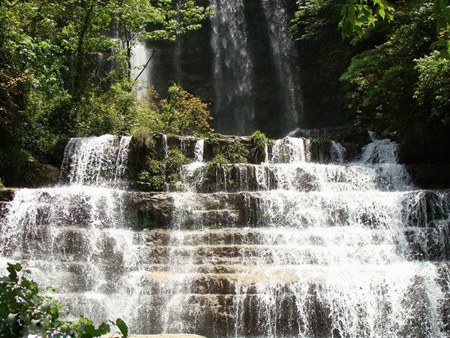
left=1, top=133, right=449, bottom=336
left=260, top=0, right=303, bottom=130
left=210, top=0, right=255, bottom=134
left=131, top=41, right=152, bottom=100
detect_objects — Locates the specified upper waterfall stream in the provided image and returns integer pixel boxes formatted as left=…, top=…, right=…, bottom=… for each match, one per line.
left=1, top=133, right=450, bottom=337
left=132, top=0, right=303, bottom=135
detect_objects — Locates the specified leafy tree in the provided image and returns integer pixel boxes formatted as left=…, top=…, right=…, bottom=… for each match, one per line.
left=339, top=1, right=436, bottom=131
left=337, top=0, right=449, bottom=54
left=0, top=0, right=211, bottom=186
left=415, top=51, right=450, bottom=125
left=0, top=262, right=128, bottom=337
left=338, top=0, right=395, bottom=39
left=135, top=84, right=213, bottom=135
left=114, top=0, right=211, bottom=80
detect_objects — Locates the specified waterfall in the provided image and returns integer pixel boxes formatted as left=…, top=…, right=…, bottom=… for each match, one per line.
left=127, top=0, right=303, bottom=135
left=130, top=41, right=152, bottom=99
left=331, top=140, right=346, bottom=164
left=210, top=0, right=255, bottom=134
left=0, top=135, right=144, bottom=328
left=128, top=134, right=448, bottom=336
left=260, top=0, right=303, bottom=130
left=270, top=136, right=311, bottom=163
left=60, top=134, right=131, bottom=186
left=1, top=133, right=450, bottom=336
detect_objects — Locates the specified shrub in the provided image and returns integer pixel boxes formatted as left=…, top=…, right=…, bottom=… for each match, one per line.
left=249, top=130, right=271, bottom=163
left=136, top=84, right=213, bottom=136
left=223, top=142, right=249, bottom=164
left=0, top=263, right=128, bottom=337
left=415, top=51, right=450, bottom=125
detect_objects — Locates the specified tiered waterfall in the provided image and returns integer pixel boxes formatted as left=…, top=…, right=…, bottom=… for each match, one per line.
left=1, top=133, right=450, bottom=337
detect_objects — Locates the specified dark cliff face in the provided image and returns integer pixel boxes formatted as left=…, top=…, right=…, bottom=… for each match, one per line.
left=146, top=0, right=304, bottom=138
left=146, top=0, right=354, bottom=138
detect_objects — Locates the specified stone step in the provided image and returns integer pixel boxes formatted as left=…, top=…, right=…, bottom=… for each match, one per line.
left=129, top=133, right=336, bottom=168
left=144, top=227, right=400, bottom=246
left=140, top=263, right=253, bottom=274
left=128, top=190, right=450, bottom=229
left=174, top=209, right=240, bottom=228
left=145, top=243, right=399, bottom=266
left=2, top=190, right=449, bottom=231
left=179, top=162, right=412, bottom=193
left=52, top=262, right=450, bottom=337
left=9, top=219, right=450, bottom=263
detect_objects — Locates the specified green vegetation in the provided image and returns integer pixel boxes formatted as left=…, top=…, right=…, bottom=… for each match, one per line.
left=222, top=142, right=249, bottom=164
left=0, top=0, right=210, bottom=187
left=207, top=135, right=250, bottom=165
left=415, top=51, right=450, bottom=125
left=134, top=144, right=189, bottom=191
left=135, top=84, right=213, bottom=136
left=249, top=130, right=271, bottom=163
left=293, top=0, right=450, bottom=164
left=1, top=0, right=449, bottom=185
left=0, top=262, right=128, bottom=337
left=250, top=130, right=270, bottom=148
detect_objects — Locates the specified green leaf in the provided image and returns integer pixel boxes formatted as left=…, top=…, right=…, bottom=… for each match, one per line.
left=115, top=318, right=128, bottom=338
left=378, top=7, right=385, bottom=19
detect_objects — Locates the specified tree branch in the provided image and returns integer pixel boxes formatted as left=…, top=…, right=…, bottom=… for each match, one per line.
left=133, top=46, right=160, bottom=83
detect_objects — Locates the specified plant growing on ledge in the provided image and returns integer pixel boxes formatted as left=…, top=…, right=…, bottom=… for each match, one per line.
left=0, top=263, right=128, bottom=337
left=135, top=84, right=213, bottom=136
left=250, top=130, right=271, bottom=163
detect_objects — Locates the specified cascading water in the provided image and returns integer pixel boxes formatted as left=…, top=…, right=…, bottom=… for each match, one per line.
left=1, top=133, right=450, bottom=337
left=0, top=135, right=146, bottom=328
left=60, top=134, right=131, bottom=186
left=209, top=0, right=255, bottom=134
left=132, top=134, right=450, bottom=337
left=260, top=0, right=303, bottom=130
left=130, top=41, right=152, bottom=100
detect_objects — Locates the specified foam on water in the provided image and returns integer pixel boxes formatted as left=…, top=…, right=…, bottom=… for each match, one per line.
left=2, top=133, right=450, bottom=337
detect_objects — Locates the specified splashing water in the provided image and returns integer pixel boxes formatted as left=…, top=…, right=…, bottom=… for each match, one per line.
left=61, top=135, right=131, bottom=186
left=210, top=0, right=255, bottom=134
left=270, top=137, right=311, bottom=163
left=0, top=135, right=145, bottom=329
left=139, top=134, right=449, bottom=337
left=2, top=133, right=450, bottom=337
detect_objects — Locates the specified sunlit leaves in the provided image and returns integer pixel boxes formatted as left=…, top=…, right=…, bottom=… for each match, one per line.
left=339, top=1, right=438, bottom=130
left=339, top=0, right=395, bottom=39
left=415, top=51, right=450, bottom=123
left=146, top=0, right=212, bottom=42
left=292, top=0, right=343, bottom=42
left=433, top=0, right=450, bottom=53
left=1, top=263, right=129, bottom=337
left=136, top=84, right=213, bottom=136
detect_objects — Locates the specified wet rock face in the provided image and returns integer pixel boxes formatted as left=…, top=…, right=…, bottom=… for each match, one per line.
left=124, top=192, right=174, bottom=229
left=127, top=132, right=341, bottom=193
left=146, top=0, right=302, bottom=138
left=2, top=133, right=450, bottom=337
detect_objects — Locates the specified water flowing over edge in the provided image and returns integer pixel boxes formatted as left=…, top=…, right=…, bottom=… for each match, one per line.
left=1, top=133, right=449, bottom=337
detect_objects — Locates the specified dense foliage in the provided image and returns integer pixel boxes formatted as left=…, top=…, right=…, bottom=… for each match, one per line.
left=0, top=0, right=211, bottom=186
left=293, top=0, right=450, bottom=164
left=1, top=0, right=449, bottom=185
left=0, top=262, right=128, bottom=337
left=136, top=84, right=213, bottom=135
